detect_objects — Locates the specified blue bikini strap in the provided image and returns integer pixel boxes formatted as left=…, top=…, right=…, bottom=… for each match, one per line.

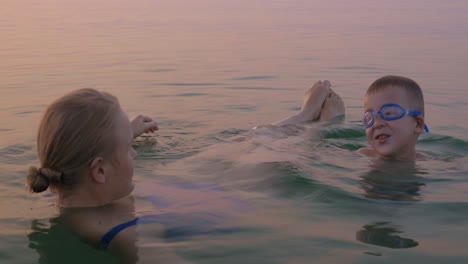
left=100, top=217, right=139, bottom=250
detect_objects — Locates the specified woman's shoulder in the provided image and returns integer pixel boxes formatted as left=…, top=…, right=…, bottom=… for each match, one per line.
left=58, top=198, right=137, bottom=248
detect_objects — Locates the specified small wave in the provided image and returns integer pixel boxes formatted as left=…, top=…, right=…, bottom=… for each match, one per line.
left=333, top=66, right=382, bottom=70
left=159, top=83, right=222, bottom=86
left=141, top=69, right=175, bottom=73
left=14, top=110, right=41, bottom=116
left=224, top=105, right=257, bottom=112
left=229, top=76, right=276, bottom=81
left=176, top=93, right=208, bottom=97
left=322, top=126, right=366, bottom=139
left=224, top=86, right=290, bottom=90
left=0, top=144, right=35, bottom=164
left=419, top=134, right=468, bottom=157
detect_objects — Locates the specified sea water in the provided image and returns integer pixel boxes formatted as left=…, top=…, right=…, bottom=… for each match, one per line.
left=1, top=0, right=468, bottom=263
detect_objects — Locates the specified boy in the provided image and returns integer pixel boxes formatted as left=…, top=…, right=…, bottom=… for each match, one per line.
left=274, top=75, right=428, bottom=160
left=357, top=75, right=428, bottom=160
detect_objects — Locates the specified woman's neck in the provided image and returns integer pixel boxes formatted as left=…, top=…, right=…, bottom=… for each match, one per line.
left=58, top=187, right=113, bottom=208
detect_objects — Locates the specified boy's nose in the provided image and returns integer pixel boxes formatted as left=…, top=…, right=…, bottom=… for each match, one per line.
left=373, top=114, right=386, bottom=128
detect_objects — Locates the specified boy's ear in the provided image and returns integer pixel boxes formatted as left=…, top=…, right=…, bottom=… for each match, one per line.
left=90, top=157, right=107, bottom=184
left=414, top=116, right=425, bottom=134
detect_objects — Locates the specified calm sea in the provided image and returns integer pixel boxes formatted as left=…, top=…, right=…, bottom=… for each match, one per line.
left=1, top=0, right=468, bottom=263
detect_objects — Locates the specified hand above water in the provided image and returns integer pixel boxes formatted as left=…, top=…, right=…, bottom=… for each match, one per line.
left=131, top=115, right=159, bottom=138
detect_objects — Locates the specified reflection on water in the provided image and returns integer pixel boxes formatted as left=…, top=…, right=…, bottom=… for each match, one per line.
left=356, top=160, right=424, bottom=250
left=356, top=222, right=419, bottom=249
left=360, top=159, right=427, bottom=201
left=28, top=219, right=119, bottom=264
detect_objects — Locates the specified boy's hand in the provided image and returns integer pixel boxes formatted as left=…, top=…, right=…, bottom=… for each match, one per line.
left=131, top=115, right=159, bottom=138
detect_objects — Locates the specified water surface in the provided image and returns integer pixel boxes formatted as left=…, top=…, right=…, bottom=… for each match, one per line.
left=1, top=0, right=468, bottom=263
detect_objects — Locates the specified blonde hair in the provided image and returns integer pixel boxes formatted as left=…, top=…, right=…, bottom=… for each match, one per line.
left=366, top=75, right=425, bottom=116
left=27, top=88, right=120, bottom=193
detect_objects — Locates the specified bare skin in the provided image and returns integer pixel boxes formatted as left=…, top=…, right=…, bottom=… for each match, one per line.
left=273, top=80, right=344, bottom=126
left=319, top=90, right=345, bottom=121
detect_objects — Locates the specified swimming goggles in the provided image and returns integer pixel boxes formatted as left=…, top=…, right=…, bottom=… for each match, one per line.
left=363, top=104, right=429, bottom=132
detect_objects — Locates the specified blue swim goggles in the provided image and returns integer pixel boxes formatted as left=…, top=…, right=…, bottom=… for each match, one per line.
left=363, top=104, right=429, bottom=132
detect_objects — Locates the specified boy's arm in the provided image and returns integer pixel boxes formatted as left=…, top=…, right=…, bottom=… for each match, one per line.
left=131, top=115, right=159, bottom=138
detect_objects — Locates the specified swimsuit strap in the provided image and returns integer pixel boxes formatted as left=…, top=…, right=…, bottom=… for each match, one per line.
left=100, top=217, right=139, bottom=250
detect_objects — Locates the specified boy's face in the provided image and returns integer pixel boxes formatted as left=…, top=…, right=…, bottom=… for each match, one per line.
left=363, top=86, right=424, bottom=159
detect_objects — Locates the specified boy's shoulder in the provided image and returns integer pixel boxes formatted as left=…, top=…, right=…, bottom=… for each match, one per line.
left=356, top=148, right=429, bottom=160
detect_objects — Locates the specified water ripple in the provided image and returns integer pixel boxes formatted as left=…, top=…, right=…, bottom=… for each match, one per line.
left=229, top=76, right=276, bottom=81
left=225, top=87, right=292, bottom=90
left=159, top=83, right=223, bottom=86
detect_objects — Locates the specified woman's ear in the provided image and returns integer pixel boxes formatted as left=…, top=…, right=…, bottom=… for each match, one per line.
left=90, top=157, right=107, bottom=184
left=414, top=116, right=425, bottom=134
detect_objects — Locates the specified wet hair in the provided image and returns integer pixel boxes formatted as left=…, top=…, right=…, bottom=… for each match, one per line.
left=366, top=75, right=425, bottom=116
left=27, top=88, right=120, bottom=193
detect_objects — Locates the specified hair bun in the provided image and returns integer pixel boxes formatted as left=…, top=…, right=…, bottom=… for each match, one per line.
left=26, top=166, right=62, bottom=193
left=39, top=168, right=63, bottom=183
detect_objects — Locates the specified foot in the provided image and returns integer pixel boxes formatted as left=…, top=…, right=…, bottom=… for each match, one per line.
left=299, top=80, right=332, bottom=121
left=272, top=80, right=331, bottom=126
left=319, top=89, right=345, bottom=121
